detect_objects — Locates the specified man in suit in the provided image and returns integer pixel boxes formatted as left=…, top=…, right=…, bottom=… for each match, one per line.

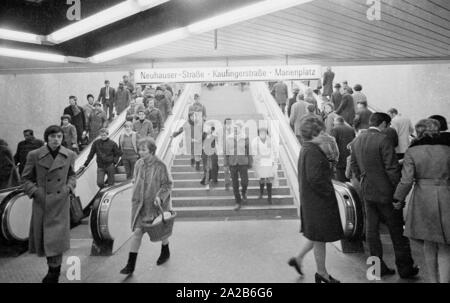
left=353, top=101, right=372, bottom=130
left=272, top=81, right=289, bottom=115
left=330, top=83, right=342, bottom=111
left=331, top=116, right=355, bottom=182
left=351, top=112, right=419, bottom=279
left=224, top=121, right=253, bottom=211
left=97, top=80, right=116, bottom=121
left=388, top=108, right=414, bottom=160
left=322, top=67, right=335, bottom=98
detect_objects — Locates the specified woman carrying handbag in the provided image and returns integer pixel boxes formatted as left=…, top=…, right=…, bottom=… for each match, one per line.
left=120, top=137, right=174, bottom=275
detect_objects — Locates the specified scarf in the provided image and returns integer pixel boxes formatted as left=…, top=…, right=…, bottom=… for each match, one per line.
left=409, top=135, right=443, bottom=148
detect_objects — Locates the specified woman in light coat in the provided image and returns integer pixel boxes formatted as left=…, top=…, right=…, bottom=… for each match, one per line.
left=251, top=125, right=278, bottom=203
left=21, top=125, right=77, bottom=283
left=120, top=137, right=173, bottom=275
left=394, top=119, right=450, bottom=283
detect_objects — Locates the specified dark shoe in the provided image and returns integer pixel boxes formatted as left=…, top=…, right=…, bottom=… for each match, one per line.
left=200, top=177, right=206, bottom=185
left=380, top=266, right=396, bottom=277
left=156, top=244, right=170, bottom=266
left=120, top=252, right=137, bottom=275
left=288, top=258, right=303, bottom=276
left=399, top=266, right=419, bottom=279
left=195, top=161, right=201, bottom=171
left=315, top=273, right=340, bottom=283
left=42, top=266, right=61, bottom=283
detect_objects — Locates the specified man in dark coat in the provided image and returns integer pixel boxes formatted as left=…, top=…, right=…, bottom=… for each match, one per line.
left=115, top=81, right=131, bottom=115
left=224, top=121, right=253, bottom=210
left=63, top=96, right=86, bottom=147
left=81, top=128, right=122, bottom=188
left=330, top=116, right=355, bottom=182
left=21, top=125, right=77, bottom=283
left=353, top=101, right=372, bottom=130
left=330, top=83, right=342, bottom=111
left=335, top=87, right=355, bottom=126
left=351, top=112, right=419, bottom=279
left=322, top=67, right=335, bottom=98
left=97, top=80, right=116, bottom=121
left=14, top=129, right=44, bottom=175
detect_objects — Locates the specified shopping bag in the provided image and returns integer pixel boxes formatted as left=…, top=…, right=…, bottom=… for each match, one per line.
left=69, top=193, right=84, bottom=225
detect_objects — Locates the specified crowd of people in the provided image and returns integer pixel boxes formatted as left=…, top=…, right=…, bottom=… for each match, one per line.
left=284, top=69, right=450, bottom=283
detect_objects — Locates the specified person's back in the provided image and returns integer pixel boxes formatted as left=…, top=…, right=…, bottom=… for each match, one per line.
left=273, top=82, right=288, bottom=103
left=351, top=128, right=400, bottom=203
left=290, top=100, right=309, bottom=136
left=336, top=92, right=355, bottom=126
left=331, top=123, right=355, bottom=170
left=354, top=107, right=372, bottom=130
left=391, top=115, right=413, bottom=154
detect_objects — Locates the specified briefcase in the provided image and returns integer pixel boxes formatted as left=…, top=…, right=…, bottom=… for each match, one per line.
left=69, top=193, right=84, bottom=225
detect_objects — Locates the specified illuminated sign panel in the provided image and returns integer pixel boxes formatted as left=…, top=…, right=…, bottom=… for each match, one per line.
left=135, top=65, right=321, bottom=83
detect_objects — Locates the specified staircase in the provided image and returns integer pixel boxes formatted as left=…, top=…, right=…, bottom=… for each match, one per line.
left=171, top=155, right=298, bottom=220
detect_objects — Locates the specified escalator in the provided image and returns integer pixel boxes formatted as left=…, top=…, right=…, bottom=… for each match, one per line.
left=250, top=82, right=365, bottom=242
left=0, top=109, right=130, bottom=247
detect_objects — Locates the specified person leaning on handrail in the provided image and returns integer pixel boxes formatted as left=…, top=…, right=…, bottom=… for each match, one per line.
left=393, top=118, right=450, bottom=283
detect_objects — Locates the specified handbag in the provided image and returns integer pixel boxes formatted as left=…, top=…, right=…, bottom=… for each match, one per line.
left=69, top=193, right=84, bottom=225
left=142, top=203, right=176, bottom=242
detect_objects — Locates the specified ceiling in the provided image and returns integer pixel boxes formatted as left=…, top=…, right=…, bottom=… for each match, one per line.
left=0, top=0, right=449, bottom=72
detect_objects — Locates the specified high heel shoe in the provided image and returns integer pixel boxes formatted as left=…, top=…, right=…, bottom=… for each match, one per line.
left=315, top=273, right=340, bottom=283
left=288, top=258, right=304, bottom=276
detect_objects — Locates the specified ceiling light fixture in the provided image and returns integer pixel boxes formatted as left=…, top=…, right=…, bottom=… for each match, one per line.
left=89, top=27, right=190, bottom=63
left=0, top=46, right=67, bottom=62
left=187, top=0, right=313, bottom=34
left=89, top=0, right=312, bottom=63
left=0, top=28, right=43, bottom=44
left=47, top=0, right=170, bottom=44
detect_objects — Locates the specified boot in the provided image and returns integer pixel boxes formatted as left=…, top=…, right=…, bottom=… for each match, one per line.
left=200, top=176, right=206, bottom=185
left=259, top=183, right=265, bottom=199
left=195, top=161, right=201, bottom=171
left=42, top=266, right=61, bottom=283
left=120, top=252, right=137, bottom=275
left=157, top=244, right=170, bottom=266
left=241, top=190, right=247, bottom=203
left=267, top=183, right=272, bottom=204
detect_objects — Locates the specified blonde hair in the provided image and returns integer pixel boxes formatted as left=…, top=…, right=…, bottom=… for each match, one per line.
left=415, top=119, right=440, bottom=139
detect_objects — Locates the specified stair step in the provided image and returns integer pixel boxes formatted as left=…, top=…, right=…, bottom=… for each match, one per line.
left=173, top=178, right=288, bottom=188
left=173, top=205, right=299, bottom=219
left=114, top=173, right=127, bottom=182
left=172, top=195, right=294, bottom=207
left=172, top=159, right=282, bottom=167
left=172, top=186, right=290, bottom=197
left=171, top=164, right=282, bottom=172
left=171, top=171, right=285, bottom=180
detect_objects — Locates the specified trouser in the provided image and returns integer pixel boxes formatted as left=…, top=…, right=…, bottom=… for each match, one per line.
left=202, top=153, right=219, bottom=184
left=97, top=164, right=116, bottom=188
left=364, top=200, right=414, bottom=272
left=46, top=254, right=63, bottom=267
left=335, top=167, right=349, bottom=182
left=103, top=100, right=114, bottom=120
left=122, top=156, right=138, bottom=179
left=230, top=165, right=249, bottom=203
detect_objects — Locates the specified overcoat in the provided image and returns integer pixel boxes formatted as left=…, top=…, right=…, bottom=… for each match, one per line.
left=88, top=109, right=107, bottom=142
left=298, top=142, right=343, bottom=242
left=21, top=146, right=76, bottom=256
left=394, top=139, right=450, bottom=244
left=131, top=156, right=173, bottom=231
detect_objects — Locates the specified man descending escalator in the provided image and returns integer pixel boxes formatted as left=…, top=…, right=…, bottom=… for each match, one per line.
left=80, top=128, right=122, bottom=189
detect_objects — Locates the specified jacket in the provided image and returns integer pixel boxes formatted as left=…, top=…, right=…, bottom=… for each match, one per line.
left=290, top=100, right=309, bottom=136
left=224, top=133, right=253, bottom=167
left=133, top=119, right=155, bottom=139
left=84, top=138, right=122, bottom=168
left=97, top=86, right=116, bottom=104
left=335, top=93, right=355, bottom=126
left=331, top=124, right=356, bottom=169
left=351, top=128, right=400, bottom=203
left=21, top=146, right=76, bottom=256
left=119, top=131, right=138, bottom=153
